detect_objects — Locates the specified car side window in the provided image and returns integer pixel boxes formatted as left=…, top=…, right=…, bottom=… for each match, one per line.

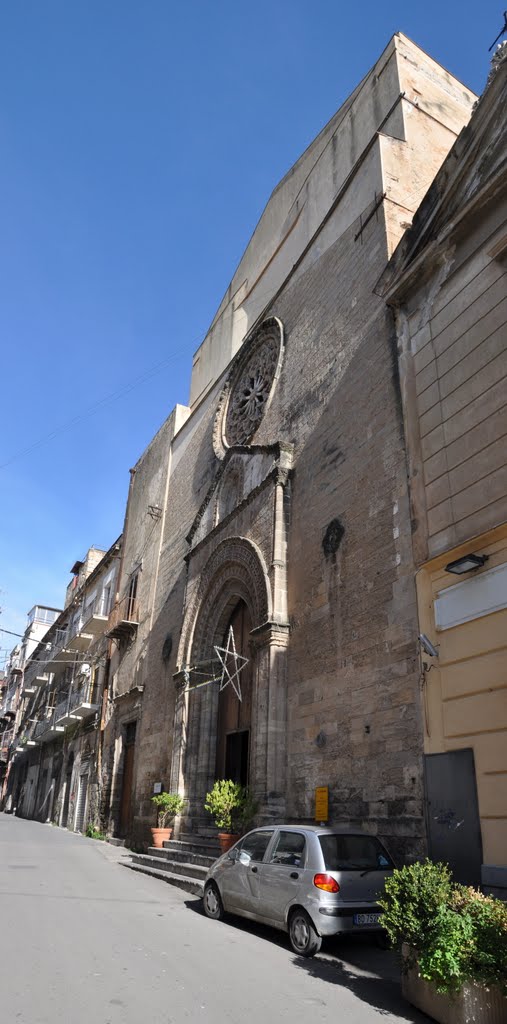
left=269, top=831, right=306, bottom=867
left=238, top=830, right=273, bottom=864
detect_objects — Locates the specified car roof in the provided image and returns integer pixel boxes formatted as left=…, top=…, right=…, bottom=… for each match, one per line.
left=250, top=824, right=379, bottom=836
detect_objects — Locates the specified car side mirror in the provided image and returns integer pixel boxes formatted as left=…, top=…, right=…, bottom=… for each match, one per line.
left=228, top=848, right=239, bottom=862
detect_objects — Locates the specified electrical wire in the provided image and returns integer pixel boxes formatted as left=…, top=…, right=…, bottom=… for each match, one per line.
left=0, top=268, right=307, bottom=472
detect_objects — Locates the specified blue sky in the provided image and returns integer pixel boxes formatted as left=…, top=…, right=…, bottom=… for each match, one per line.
left=0, top=1, right=501, bottom=655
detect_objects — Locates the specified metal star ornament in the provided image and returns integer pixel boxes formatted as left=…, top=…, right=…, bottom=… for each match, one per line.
left=214, top=625, right=248, bottom=701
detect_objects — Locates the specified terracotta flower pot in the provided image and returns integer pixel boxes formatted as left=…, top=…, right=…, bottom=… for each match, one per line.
left=218, top=832, right=240, bottom=854
left=151, top=826, right=173, bottom=849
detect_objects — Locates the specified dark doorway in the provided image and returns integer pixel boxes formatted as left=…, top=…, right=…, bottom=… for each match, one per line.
left=225, top=730, right=249, bottom=786
left=119, top=721, right=137, bottom=837
left=424, top=748, right=483, bottom=886
left=61, top=754, right=74, bottom=828
left=216, top=601, right=252, bottom=784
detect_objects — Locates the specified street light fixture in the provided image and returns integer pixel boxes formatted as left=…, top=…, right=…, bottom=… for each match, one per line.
left=444, top=553, right=488, bottom=575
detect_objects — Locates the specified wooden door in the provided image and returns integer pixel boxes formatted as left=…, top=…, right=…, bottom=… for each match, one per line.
left=119, top=723, right=136, bottom=836
left=215, top=601, right=252, bottom=784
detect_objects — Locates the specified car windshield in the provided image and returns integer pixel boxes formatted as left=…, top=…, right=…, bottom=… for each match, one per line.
left=318, top=834, right=394, bottom=871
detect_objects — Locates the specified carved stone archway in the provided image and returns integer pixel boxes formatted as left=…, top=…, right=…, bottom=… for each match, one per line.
left=171, top=537, right=288, bottom=828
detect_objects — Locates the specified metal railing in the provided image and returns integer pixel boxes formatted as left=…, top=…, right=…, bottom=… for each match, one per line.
left=0, top=728, right=14, bottom=757
left=107, top=595, right=139, bottom=632
left=81, top=592, right=110, bottom=626
left=39, top=627, right=69, bottom=667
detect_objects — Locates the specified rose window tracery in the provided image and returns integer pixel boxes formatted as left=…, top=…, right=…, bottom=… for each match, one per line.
left=215, top=317, right=283, bottom=455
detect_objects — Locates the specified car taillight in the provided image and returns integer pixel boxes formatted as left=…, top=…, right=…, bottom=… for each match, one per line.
left=313, top=873, right=340, bottom=893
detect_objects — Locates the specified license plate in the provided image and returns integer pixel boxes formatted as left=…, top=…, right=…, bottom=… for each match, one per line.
left=353, top=913, right=381, bottom=926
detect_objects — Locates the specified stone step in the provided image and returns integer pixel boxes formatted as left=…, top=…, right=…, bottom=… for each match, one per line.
left=147, top=846, right=216, bottom=868
left=131, top=853, right=208, bottom=882
left=164, top=838, right=220, bottom=857
left=176, top=832, right=221, bottom=849
left=121, top=861, right=203, bottom=897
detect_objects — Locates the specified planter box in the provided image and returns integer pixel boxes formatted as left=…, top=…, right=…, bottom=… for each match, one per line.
left=402, top=957, right=506, bottom=1024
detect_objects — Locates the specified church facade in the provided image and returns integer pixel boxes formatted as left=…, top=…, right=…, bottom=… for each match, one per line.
left=100, top=34, right=476, bottom=859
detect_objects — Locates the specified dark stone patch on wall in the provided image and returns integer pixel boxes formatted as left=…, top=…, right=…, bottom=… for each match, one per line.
left=322, top=518, right=345, bottom=557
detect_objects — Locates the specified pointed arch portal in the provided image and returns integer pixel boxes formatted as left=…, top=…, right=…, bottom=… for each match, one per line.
left=171, top=537, right=289, bottom=827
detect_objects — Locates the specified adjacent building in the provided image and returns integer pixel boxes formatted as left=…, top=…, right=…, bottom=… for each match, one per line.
left=3, top=542, right=120, bottom=831
left=379, top=43, right=507, bottom=894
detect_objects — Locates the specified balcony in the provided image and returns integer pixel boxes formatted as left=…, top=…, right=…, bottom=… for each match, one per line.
left=80, top=594, right=110, bottom=638
left=105, top=596, right=139, bottom=642
left=55, top=679, right=100, bottom=729
left=66, top=630, right=93, bottom=654
left=41, top=628, right=76, bottom=671
left=0, top=729, right=14, bottom=761
left=23, top=660, right=51, bottom=691
left=54, top=697, right=77, bottom=728
left=33, top=717, right=64, bottom=744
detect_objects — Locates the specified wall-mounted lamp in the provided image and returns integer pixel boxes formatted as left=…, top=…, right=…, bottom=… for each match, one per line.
left=444, top=553, right=488, bottom=575
left=418, top=633, right=439, bottom=658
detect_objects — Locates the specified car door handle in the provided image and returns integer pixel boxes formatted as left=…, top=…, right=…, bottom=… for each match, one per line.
left=290, top=872, right=299, bottom=879
left=251, top=866, right=258, bottom=873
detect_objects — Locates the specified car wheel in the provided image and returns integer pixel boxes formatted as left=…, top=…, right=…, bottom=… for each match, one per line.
left=203, top=882, right=224, bottom=921
left=288, top=909, right=322, bottom=957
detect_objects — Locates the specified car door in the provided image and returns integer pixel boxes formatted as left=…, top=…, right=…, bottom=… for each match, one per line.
left=220, top=830, right=274, bottom=914
left=256, top=830, right=306, bottom=924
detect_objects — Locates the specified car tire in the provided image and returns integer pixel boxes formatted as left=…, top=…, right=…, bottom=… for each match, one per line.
left=288, top=908, right=322, bottom=957
left=203, top=882, right=225, bottom=921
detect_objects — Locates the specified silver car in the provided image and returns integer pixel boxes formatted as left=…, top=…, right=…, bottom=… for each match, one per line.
left=203, top=825, right=394, bottom=957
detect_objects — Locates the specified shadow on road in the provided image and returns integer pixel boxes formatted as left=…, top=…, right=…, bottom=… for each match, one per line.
left=184, top=898, right=430, bottom=1022
left=292, top=947, right=431, bottom=1022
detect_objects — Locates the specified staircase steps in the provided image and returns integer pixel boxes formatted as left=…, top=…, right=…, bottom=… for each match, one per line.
left=122, top=833, right=222, bottom=897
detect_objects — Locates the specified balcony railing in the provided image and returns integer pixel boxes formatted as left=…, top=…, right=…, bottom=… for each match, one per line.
left=0, top=728, right=14, bottom=760
left=105, top=596, right=139, bottom=642
left=32, top=714, right=64, bottom=744
left=80, top=593, right=110, bottom=636
left=39, top=628, right=69, bottom=667
left=55, top=677, right=100, bottom=728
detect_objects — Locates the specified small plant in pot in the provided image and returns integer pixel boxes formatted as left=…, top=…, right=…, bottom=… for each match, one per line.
left=150, top=792, right=184, bottom=849
left=204, top=780, right=258, bottom=853
left=378, top=859, right=507, bottom=1024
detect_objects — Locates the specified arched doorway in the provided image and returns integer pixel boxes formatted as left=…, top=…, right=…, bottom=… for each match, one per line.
left=172, top=536, right=288, bottom=826
left=215, top=600, right=252, bottom=786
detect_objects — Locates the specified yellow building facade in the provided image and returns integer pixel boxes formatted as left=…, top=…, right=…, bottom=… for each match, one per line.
left=381, top=48, right=507, bottom=895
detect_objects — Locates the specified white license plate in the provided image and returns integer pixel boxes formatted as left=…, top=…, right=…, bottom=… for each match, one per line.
left=353, top=913, right=381, bottom=926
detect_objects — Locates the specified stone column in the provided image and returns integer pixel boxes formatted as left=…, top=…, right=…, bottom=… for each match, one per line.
left=250, top=622, right=290, bottom=822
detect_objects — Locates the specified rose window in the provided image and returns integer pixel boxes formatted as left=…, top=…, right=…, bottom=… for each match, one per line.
left=220, top=319, right=282, bottom=450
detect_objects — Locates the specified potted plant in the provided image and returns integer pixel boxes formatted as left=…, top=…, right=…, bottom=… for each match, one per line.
left=150, top=792, right=184, bottom=848
left=204, top=780, right=257, bottom=853
left=378, top=859, right=507, bottom=1024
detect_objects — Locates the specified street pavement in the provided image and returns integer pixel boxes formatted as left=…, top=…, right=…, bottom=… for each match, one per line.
left=0, top=814, right=430, bottom=1024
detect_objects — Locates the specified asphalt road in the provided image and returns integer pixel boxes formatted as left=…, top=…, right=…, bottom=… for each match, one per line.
left=0, top=814, right=429, bottom=1024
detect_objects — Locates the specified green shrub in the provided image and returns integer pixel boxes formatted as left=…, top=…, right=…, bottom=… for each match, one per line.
left=151, top=792, right=184, bottom=828
left=379, top=860, right=507, bottom=995
left=204, top=780, right=257, bottom=833
left=85, top=824, right=106, bottom=841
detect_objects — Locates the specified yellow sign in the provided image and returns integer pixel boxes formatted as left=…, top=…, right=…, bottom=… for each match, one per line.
left=315, top=786, right=329, bottom=822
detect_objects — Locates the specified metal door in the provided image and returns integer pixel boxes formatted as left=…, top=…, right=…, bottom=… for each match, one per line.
left=424, top=748, right=482, bottom=886
left=74, top=773, right=89, bottom=833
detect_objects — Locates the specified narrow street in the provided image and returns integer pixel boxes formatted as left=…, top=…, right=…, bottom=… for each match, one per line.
left=0, top=814, right=430, bottom=1024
